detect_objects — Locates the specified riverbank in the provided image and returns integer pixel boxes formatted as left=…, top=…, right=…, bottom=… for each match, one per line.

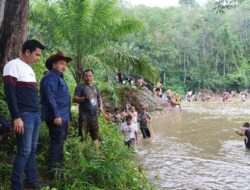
left=0, top=83, right=170, bottom=190
left=102, top=85, right=170, bottom=113
left=0, top=115, right=154, bottom=190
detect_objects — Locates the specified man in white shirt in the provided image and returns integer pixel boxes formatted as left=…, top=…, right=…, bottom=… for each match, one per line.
left=120, top=114, right=138, bottom=148
left=3, top=39, right=45, bottom=190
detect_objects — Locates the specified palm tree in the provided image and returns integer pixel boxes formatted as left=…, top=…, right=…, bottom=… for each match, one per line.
left=30, top=0, right=158, bottom=84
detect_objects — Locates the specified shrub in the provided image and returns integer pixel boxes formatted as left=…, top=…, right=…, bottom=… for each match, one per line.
left=0, top=114, right=153, bottom=190
left=49, top=116, right=153, bottom=189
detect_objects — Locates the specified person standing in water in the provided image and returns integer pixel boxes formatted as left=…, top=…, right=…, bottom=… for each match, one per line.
left=120, top=114, right=138, bottom=148
left=137, top=107, right=151, bottom=138
left=129, top=106, right=138, bottom=126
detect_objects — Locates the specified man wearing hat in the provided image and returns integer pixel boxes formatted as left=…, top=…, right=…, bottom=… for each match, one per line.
left=40, top=51, right=71, bottom=178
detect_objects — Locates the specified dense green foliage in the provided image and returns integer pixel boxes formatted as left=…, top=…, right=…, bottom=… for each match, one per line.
left=1, top=0, right=250, bottom=189
left=29, top=0, right=158, bottom=84
left=60, top=118, right=151, bottom=190
left=124, top=0, right=250, bottom=93
left=29, top=0, right=250, bottom=94
left=0, top=75, right=9, bottom=118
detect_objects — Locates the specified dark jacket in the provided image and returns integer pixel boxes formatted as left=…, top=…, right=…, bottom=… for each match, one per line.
left=74, top=83, right=100, bottom=117
left=40, top=69, right=71, bottom=122
left=245, top=129, right=250, bottom=149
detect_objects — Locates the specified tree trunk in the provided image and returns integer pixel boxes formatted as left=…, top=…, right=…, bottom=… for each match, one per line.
left=183, top=51, right=186, bottom=87
left=223, top=48, right=226, bottom=76
left=215, top=52, right=218, bottom=74
left=202, top=35, right=207, bottom=65
left=163, top=72, right=166, bottom=85
left=0, top=0, right=29, bottom=72
left=0, top=0, right=5, bottom=29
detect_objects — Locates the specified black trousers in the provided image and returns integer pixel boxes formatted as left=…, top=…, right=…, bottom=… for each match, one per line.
left=46, top=120, right=68, bottom=171
left=140, top=127, right=151, bottom=138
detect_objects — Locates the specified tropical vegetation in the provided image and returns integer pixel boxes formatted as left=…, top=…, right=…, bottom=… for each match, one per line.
left=1, top=0, right=250, bottom=189
left=0, top=117, right=153, bottom=190
left=123, top=0, right=250, bottom=93
left=29, top=0, right=158, bottom=84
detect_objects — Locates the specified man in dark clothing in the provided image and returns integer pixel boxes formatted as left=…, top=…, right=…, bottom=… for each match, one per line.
left=73, top=69, right=102, bottom=149
left=40, top=51, right=71, bottom=177
left=3, top=39, right=45, bottom=190
left=117, top=70, right=124, bottom=84
left=137, top=107, right=151, bottom=138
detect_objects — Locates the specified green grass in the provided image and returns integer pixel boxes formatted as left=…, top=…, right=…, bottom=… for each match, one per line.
left=0, top=115, right=153, bottom=190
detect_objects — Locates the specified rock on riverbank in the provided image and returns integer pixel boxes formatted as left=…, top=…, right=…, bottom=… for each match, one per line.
left=103, top=86, right=169, bottom=112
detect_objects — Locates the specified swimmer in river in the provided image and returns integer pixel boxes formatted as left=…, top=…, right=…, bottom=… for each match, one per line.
left=235, top=122, right=250, bottom=149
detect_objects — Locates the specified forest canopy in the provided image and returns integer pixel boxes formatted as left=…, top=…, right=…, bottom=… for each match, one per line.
left=28, top=0, right=250, bottom=93
left=122, top=0, right=250, bottom=93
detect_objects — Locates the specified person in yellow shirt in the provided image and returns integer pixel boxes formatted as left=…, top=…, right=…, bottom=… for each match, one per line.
left=175, top=93, right=181, bottom=111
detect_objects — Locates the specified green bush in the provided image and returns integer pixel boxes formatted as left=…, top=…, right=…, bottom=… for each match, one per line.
left=50, top=116, right=153, bottom=190
left=0, top=76, right=10, bottom=118
left=0, top=115, right=153, bottom=190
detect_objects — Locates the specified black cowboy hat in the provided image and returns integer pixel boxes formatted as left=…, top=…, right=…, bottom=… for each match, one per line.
left=45, top=51, right=72, bottom=70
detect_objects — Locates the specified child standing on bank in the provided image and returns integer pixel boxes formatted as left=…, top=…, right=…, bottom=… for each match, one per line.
left=120, top=114, right=138, bottom=148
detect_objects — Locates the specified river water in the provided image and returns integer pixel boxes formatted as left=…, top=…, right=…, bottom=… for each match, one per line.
left=138, top=98, right=250, bottom=190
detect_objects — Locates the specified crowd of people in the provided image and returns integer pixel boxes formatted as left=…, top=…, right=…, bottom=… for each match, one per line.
left=115, top=73, right=183, bottom=111
left=189, top=90, right=248, bottom=103
left=0, top=39, right=155, bottom=190
left=2, top=39, right=250, bottom=190
left=103, top=105, right=152, bottom=148
left=1, top=39, right=105, bottom=190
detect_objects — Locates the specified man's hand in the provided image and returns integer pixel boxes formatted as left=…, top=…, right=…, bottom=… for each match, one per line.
left=86, top=94, right=93, bottom=101
left=13, top=118, right=24, bottom=135
left=54, top=117, right=62, bottom=126
left=73, top=96, right=85, bottom=103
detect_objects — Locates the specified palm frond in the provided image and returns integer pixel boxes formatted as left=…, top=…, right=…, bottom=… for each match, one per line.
left=29, top=0, right=146, bottom=84
left=112, top=17, right=144, bottom=36
left=91, top=0, right=120, bottom=26
left=99, top=43, right=159, bottom=81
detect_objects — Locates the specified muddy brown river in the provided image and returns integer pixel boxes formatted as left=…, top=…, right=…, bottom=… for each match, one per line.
left=138, top=98, right=250, bottom=190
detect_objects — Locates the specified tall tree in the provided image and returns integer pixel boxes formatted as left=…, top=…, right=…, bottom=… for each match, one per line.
left=0, top=0, right=29, bottom=71
left=126, top=0, right=250, bottom=92
left=30, top=0, right=157, bottom=84
left=0, top=0, right=5, bottom=29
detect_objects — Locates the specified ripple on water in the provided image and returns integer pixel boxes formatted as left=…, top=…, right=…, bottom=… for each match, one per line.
left=138, top=135, right=250, bottom=190
left=139, top=100, right=250, bottom=189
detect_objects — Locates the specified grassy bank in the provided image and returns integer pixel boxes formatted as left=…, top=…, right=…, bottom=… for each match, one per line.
left=0, top=115, right=153, bottom=190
